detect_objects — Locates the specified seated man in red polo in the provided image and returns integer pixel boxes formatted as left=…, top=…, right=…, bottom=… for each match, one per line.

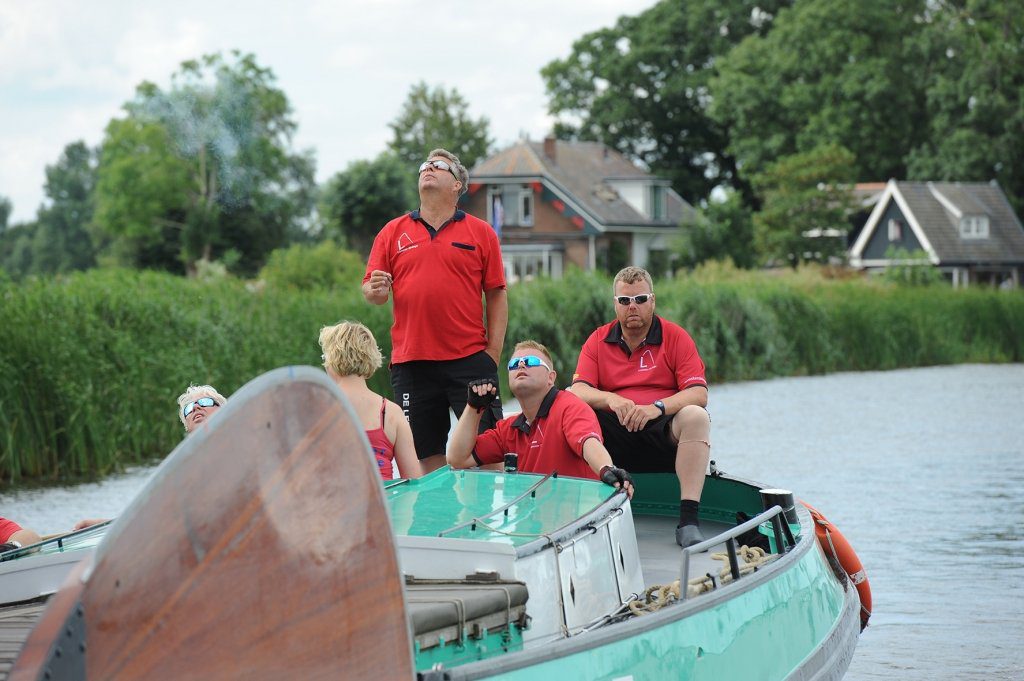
left=447, top=340, right=633, bottom=498
left=0, top=517, right=42, bottom=552
left=570, top=266, right=711, bottom=548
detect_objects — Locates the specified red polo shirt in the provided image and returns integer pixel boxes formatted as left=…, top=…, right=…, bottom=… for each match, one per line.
left=572, top=315, right=707, bottom=405
left=472, top=389, right=602, bottom=480
left=364, top=210, right=506, bottom=363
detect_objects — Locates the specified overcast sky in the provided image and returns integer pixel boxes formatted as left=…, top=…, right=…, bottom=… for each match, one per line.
left=0, top=0, right=660, bottom=224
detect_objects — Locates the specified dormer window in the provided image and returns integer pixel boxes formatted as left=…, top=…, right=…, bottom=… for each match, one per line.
left=959, top=215, right=989, bottom=239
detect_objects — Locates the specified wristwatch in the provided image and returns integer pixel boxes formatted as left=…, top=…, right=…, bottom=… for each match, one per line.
left=653, top=400, right=666, bottom=416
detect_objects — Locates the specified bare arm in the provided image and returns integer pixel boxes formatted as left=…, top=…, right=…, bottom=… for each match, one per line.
left=447, top=404, right=484, bottom=469
left=581, top=438, right=634, bottom=499
left=660, top=385, right=709, bottom=413
left=362, top=270, right=392, bottom=305
left=483, top=288, right=508, bottom=367
left=73, top=519, right=110, bottom=531
left=388, top=403, right=422, bottom=479
left=10, top=528, right=42, bottom=545
left=571, top=383, right=708, bottom=433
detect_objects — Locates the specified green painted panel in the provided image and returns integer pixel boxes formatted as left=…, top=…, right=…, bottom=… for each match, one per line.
left=386, top=468, right=611, bottom=546
left=478, top=545, right=846, bottom=680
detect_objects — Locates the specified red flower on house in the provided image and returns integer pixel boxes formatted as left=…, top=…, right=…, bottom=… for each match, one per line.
left=552, top=199, right=565, bottom=213
left=571, top=215, right=584, bottom=230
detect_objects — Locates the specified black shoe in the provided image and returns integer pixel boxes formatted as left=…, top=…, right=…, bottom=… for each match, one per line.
left=676, top=523, right=706, bottom=549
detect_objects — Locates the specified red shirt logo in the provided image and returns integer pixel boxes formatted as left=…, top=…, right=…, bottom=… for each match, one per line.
left=639, top=348, right=656, bottom=372
left=397, top=232, right=416, bottom=252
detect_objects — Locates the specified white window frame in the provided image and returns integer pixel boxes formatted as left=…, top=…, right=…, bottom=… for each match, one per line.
left=518, top=187, right=534, bottom=227
left=887, top=218, right=903, bottom=242
left=647, top=185, right=666, bottom=220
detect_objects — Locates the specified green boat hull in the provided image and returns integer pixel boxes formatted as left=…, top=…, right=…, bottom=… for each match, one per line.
left=387, top=468, right=860, bottom=680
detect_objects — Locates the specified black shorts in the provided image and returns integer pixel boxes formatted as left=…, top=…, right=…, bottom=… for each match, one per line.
left=390, top=350, right=503, bottom=459
left=595, top=409, right=678, bottom=473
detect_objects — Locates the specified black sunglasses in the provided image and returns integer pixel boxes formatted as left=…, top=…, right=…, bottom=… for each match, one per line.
left=182, top=396, right=219, bottom=417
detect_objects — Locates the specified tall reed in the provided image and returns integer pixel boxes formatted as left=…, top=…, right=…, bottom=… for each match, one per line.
left=1, top=268, right=1021, bottom=482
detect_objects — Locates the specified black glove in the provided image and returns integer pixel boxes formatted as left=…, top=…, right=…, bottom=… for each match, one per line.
left=600, top=465, right=633, bottom=490
left=0, top=542, right=19, bottom=553
left=467, top=379, right=498, bottom=411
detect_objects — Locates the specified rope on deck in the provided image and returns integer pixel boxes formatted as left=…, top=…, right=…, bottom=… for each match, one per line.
left=627, top=545, right=775, bottom=616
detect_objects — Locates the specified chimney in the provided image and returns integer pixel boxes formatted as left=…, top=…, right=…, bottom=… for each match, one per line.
left=543, top=135, right=556, bottom=162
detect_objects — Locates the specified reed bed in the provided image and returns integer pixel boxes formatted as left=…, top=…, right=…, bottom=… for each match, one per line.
left=1, top=267, right=1020, bottom=482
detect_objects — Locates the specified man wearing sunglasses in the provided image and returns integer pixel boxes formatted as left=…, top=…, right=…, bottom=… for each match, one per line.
left=362, top=148, right=507, bottom=474
left=570, top=266, right=710, bottom=548
left=177, top=384, right=228, bottom=434
left=447, top=341, right=633, bottom=498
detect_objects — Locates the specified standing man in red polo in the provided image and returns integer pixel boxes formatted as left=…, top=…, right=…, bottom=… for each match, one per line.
left=447, top=340, right=633, bottom=497
left=363, top=148, right=507, bottom=474
left=569, top=266, right=710, bottom=547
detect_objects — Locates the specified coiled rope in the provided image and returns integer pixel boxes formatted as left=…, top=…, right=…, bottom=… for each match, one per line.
left=627, top=545, right=775, bottom=616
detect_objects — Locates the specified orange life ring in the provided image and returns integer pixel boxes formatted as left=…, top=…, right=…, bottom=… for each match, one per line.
left=801, top=501, right=871, bottom=631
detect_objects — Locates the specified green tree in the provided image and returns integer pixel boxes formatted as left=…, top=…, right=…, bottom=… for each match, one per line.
left=674, top=189, right=756, bottom=269
left=319, top=153, right=415, bottom=257
left=751, top=144, right=857, bottom=267
left=92, top=119, right=192, bottom=270
left=258, top=240, right=366, bottom=291
left=541, top=0, right=791, bottom=206
left=387, top=82, right=492, bottom=170
left=92, top=51, right=316, bottom=274
left=906, top=0, right=1024, bottom=214
left=0, top=196, right=10, bottom=232
left=710, top=0, right=928, bottom=191
left=31, top=142, right=99, bottom=274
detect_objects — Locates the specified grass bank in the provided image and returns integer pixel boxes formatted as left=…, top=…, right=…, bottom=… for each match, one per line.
left=2, top=267, right=1021, bottom=482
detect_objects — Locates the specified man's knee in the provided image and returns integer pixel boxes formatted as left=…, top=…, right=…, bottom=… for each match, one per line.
left=672, top=405, right=710, bottom=439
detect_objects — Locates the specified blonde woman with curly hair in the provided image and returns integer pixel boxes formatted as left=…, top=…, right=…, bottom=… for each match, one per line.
left=319, top=321, right=422, bottom=480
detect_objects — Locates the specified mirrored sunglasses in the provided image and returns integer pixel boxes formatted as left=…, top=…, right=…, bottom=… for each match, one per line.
left=418, top=159, right=459, bottom=181
left=507, top=355, right=552, bottom=372
left=614, top=294, right=653, bottom=306
left=183, top=396, right=219, bottom=418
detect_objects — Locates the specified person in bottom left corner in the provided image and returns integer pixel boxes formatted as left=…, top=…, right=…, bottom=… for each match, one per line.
left=178, top=384, right=228, bottom=434
left=0, top=517, right=42, bottom=552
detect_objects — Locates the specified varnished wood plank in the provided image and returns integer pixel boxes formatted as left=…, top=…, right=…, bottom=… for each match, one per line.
left=12, top=368, right=413, bottom=680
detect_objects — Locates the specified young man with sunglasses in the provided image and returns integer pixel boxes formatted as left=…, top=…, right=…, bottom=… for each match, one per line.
left=362, top=149, right=507, bottom=474
left=447, top=341, right=633, bottom=498
left=177, top=384, right=228, bottom=434
left=569, top=266, right=710, bottom=548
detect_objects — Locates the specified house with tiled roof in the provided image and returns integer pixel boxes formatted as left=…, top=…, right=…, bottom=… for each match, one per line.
left=461, top=137, right=696, bottom=281
left=849, top=179, right=1024, bottom=287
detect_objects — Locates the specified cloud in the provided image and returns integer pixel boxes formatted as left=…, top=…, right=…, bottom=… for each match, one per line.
left=0, top=0, right=657, bottom=223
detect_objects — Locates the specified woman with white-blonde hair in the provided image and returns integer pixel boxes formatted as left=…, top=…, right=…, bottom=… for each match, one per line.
left=319, top=321, right=422, bottom=481
left=177, top=384, right=228, bottom=434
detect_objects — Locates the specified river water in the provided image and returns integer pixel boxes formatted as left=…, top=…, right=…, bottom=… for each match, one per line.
left=3, top=363, right=1022, bottom=679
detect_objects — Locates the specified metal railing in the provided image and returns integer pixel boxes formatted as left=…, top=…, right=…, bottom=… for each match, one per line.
left=679, top=504, right=796, bottom=600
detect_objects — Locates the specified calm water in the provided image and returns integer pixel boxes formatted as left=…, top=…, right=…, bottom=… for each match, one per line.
left=3, top=364, right=1022, bottom=679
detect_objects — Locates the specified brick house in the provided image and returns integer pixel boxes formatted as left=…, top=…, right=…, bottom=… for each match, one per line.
left=461, top=137, right=695, bottom=281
